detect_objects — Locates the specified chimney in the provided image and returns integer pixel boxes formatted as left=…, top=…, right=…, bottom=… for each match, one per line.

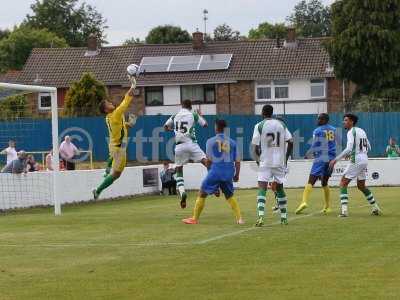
left=192, top=31, right=204, bottom=50
left=284, top=27, right=298, bottom=49
left=85, top=33, right=101, bottom=57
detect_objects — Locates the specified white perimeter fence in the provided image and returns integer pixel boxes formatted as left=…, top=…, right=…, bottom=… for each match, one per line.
left=1, top=158, right=399, bottom=210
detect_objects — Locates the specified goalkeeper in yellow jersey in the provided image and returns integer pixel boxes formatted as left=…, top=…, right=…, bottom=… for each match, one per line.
left=92, top=76, right=137, bottom=200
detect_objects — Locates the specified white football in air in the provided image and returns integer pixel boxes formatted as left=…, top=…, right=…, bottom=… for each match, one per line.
left=127, top=64, right=139, bottom=76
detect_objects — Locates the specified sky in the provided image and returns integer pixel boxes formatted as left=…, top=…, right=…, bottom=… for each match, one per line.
left=1, top=0, right=334, bottom=45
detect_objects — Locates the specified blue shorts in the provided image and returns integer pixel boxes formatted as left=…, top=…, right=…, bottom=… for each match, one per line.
left=201, top=171, right=234, bottom=198
left=310, top=161, right=332, bottom=178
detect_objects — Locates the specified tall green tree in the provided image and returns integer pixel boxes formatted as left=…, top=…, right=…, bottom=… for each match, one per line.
left=123, top=37, right=143, bottom=46
left=64, top=73, right=107, bottom=117
left=0, top=29, right=10, bottom=40
left=327, top=0, right=400, bottom=92
left=248, top=22, right=287, bottom=39
left=145, top=25, right=191, bottom=44
left=213, top=24, right=241, bottom=41
left=287, top=0, right=331, bottom=37
left=0, top=93, right=32, bottom=121
left=0, top=26, right=67, bottom=72
left=24, top=0, right=107, bottom=47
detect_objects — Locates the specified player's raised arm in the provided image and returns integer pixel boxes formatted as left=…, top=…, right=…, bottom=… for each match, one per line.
left=164, top=115, right=174, bottom=131
left=194, top=110, right=208, bottom=128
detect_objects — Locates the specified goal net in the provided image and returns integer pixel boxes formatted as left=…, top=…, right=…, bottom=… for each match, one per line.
left=0, top=83, right=61, bottom=215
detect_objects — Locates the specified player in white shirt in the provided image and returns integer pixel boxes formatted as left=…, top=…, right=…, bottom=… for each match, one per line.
left=164, top=99, right=208, bottom=209
left=1, top=140, right=18, bottom=165
left=252, top=105, right=293, bottom=226
left=329, top=114, right=381, bottom=217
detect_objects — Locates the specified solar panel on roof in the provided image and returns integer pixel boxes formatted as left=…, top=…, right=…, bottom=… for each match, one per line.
left=138, top=54, right=233, bottom=73
left=168, top=55, right=201, bottom=72
left=139, top=56, right=171, bottom=73
left=198, top=54, right=232, bottom=71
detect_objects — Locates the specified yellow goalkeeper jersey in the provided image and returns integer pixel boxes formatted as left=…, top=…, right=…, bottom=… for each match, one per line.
left=106, top=93, right=133, bottom=148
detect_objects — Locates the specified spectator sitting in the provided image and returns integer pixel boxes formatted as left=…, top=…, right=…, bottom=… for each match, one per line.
left=59, top=135, right=79, bottom=170
left=160, top=161, right=177, bottom=195
left=1, top=151, right=28, bottom=174
left=1, top=140, right=17, bottom=165
left=26, top=155, right=40, bottom=172
left=385, top=137, right=400, bottom=159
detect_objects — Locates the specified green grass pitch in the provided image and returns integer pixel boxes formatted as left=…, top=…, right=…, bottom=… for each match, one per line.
left=1, top=187, right=399, bottom=300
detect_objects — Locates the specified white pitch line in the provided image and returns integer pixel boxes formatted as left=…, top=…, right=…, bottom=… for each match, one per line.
left=0, top=205, right=371, bottom=248
left=0, top=241, right=191, bottom=248
left=196, top=204, right=370, bottom=245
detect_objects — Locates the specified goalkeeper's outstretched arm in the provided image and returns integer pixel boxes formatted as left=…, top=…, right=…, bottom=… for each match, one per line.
left=114, top=80, right=136, bottom=117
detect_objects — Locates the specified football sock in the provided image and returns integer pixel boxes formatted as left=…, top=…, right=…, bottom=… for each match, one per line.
left=104, top=157, right=113, bottom=177
left=257, top=189, right=267, bottom=218
left=193, top=197, right=206, bottom=220
left=226, top=196, right=242, bottom=220
left=361, top=188, right=377, bottom=207
left=302, top=183, right=313, bottom=205
left=176, top=170, right=185, bottom=195
left=340, top=187, right=349, bottom=214
left=96, top=174, right=115, bottom=195
left=322, top=186, right=331, bottom=209
left=276, top=187, right=288, bottom=219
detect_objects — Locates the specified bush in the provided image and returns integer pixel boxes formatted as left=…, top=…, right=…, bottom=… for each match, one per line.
left=0, top=93, right=32, bottom=121
left=64, top=73, right=108, bottom=117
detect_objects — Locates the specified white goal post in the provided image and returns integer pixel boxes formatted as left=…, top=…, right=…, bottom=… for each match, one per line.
left=0, top=82, right=61, bottom=215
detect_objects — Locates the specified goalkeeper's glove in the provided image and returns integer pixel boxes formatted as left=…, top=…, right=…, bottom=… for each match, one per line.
left=126, top=113, right=137, bottom=128
left=128, top=75, right=137, bottom=89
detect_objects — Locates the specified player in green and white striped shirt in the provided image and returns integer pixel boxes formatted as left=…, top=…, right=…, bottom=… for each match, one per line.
left=329, top=114, right=381, bottom=217
left=164, top=99, right=208, bottom=209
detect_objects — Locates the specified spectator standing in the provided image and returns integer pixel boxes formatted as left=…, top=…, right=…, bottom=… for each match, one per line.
left=1, top=151, right=28, bottom=174
left=46, top=151, right=54, bottom=171
left=385, top=137, right=400, bottom=158
left=160, top=162, right=177, bottom=195
left=1, top=140, right=17, bottom=165
left=59, top=136, right=79, bottom=170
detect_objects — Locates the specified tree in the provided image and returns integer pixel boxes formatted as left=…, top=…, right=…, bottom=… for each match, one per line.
left=0, top=93, right=32, bottom=121
left=213, top=24, right=241, bottom=41
left=0, top=29, right=10, bottom=40
left=0, top=26, right=67, bottom=72
left=24, top=0, right=107, bottom=47
left=326, top=0, right=400, bottom=92
left=287, top=0, right=331, bottom=37
left=145, top=25, right=191, bottom=44
left=248, top=22, right=287, bottom=39
left=123, top=37, right=143, bottom=46
left=64, top=73, right=108, bottom=117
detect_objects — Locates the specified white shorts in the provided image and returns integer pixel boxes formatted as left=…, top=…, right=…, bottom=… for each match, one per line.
left=174, top=142, right=206, bottom=167
left=258, top=166, right=286, bottom=184
left=344, top=162, right=368, bottom=180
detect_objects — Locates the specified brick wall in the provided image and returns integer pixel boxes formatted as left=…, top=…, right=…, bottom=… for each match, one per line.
left=108, top=86, right=145, bottom=116
left=327, top=78, right=357, bottom=113
left=216, top=81, right=255, bottom=115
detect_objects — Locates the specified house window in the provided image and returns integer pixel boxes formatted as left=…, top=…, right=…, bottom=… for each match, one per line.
left=181, top=85, right=216, bottom=104
left=145, top=86, right=164, bottom=106
left=38, top=92, right=51, bottom=110
left=256, top=86, right=272, bottom=101
left=310, top=79, right=325, bottom=98
left=274, top=80, right=289, bottom=99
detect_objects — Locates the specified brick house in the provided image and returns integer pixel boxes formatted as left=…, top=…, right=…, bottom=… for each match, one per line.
left=10, top=30, right=354, bottom=116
